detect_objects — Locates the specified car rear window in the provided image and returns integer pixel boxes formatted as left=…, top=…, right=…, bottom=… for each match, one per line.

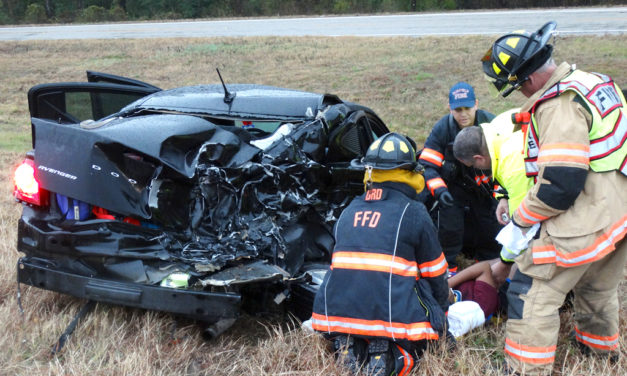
left=234, top=120, right=283, bottom=134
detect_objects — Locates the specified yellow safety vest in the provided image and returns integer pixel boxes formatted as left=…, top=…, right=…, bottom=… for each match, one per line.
left=483, top=110, right=536, bottom=263
left=523, top=70, right=627, bottom=179
left=483, top=109, right=534, bottom=213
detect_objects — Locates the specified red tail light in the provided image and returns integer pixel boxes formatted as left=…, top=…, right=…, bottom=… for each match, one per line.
left=13, top=159, right=49, bottom=206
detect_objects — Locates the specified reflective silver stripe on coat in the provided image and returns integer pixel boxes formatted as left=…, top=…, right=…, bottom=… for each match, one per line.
left=418, top=257, right=448, bottom=275
left=332, top=254, right=418, bottom=275
left=389, top=202, right=410, bottom=341
left=310, top=316, right=437, bottom=338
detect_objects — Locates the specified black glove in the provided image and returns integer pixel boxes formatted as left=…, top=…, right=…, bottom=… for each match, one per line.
left=438, top=190, right=454, bottom=208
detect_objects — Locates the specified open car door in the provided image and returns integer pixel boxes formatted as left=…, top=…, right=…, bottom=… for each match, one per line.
left=28, top=71, right=161, bottom=123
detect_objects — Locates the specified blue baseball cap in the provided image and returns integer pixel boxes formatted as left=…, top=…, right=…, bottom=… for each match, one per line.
left=449, top=82, right=476, bottom=109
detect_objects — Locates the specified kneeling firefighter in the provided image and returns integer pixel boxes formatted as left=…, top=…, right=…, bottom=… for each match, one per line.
left=311, top=133, right=450, bottom=375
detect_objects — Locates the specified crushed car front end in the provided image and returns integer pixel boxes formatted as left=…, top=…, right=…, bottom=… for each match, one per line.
left=15, top=78, right=388, bottom=325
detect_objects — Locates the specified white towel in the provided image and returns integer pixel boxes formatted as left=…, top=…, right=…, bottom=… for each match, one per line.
left=496, top=221, right=540, bottom=252
left=447, top=301, right=485, bottom=338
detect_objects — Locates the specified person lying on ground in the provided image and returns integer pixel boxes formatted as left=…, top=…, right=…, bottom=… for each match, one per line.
left=446, top=259, right=515, bottom=338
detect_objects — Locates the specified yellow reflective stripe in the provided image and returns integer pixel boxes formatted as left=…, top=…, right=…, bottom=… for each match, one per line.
left=369, top=138, right=381, bottom=151
left=498, top=51, right=510, bottom=65
left=590, top=112, right=626, bottom=159
left=382, top=140, right=395, bottom=152
left=500, top=246, right=520, bottom=262
left=505, top=37, right=520, bottom=49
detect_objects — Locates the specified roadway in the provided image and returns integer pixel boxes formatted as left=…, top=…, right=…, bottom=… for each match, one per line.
left=0, top=7, right=625, bottom=40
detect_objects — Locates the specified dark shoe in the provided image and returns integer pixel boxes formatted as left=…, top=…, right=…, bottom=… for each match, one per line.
left=364, top=339, right=391, bottom=376
left=445, top=330, right=457, bottom=351
left=333, top=335, right=363, bottom=374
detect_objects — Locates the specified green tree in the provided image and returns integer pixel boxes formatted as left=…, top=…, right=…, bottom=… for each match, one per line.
left=442, top=0, right=456, bottom=9
left=0, top=3, right=11, bottom=24
left=109, top=4, right=126, bottom=20
left=24, top=3, right=47, bottom=23
left=78, top=4, right=107, bottom=22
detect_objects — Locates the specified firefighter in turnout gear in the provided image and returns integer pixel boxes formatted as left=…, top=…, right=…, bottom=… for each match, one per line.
left=419, top=82, right=502, bottom=273
left=311, top=133, right=450, bottom=376
left=483, top=21, right=627, bottom=375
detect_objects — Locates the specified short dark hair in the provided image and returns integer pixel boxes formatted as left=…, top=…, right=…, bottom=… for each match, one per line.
left=453, top=126, right=488, bottom=163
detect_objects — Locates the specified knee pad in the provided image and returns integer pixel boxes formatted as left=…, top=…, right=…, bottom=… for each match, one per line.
left=507, top=270, right=532, bottom=320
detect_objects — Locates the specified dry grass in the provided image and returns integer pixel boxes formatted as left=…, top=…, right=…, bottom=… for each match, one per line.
left=0, top=35, right=626, bottom=375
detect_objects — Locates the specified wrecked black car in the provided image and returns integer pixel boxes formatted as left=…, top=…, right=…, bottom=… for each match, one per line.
left=14, top=71, right=390, bottom=331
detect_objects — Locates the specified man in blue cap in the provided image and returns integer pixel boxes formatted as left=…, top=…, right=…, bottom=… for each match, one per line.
left=419, top=82, right=502, bottom=274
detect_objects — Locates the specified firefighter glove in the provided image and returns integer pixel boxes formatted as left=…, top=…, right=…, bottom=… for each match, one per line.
left=438, top=190, right=454, bottom=208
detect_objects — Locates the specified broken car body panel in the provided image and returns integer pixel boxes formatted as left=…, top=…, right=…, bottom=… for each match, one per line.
left=16, top=71, right=389, bottom=323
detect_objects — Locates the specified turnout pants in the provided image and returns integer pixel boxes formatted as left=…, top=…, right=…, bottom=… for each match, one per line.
left=504, top=238, right=627, bottom=375
left=437, top=183, right=502, bottom=271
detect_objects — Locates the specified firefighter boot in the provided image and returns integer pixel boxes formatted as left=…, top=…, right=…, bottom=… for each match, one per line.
left=364, top=338, right=392, bottom=376
left=333, top=335, right=364, bottom=374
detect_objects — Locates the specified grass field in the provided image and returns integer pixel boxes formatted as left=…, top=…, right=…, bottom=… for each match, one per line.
left=0, top=34, right=626, bottom=375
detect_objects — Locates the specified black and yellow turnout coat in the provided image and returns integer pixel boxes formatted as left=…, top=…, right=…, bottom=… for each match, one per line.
left=311, top=181, right=449, bottom=343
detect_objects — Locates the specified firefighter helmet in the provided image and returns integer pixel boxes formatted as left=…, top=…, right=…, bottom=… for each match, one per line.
left=353, top=132, right=417, bottom=170
left=482, top=21, right=556, bottom=97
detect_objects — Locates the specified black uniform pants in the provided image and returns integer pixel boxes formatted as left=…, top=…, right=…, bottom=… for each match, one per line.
left=436, top=184, right=502, bottom=270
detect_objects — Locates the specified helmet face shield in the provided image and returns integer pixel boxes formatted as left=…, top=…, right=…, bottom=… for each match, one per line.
left=481, top=46, right=512, bottom=96
left=483, top=72, right=528, bottom=98
left=483, top=73, right=508, bottom=97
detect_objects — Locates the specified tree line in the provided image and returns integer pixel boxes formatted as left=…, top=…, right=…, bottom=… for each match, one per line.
left=0, top=0, right=618, bottom=25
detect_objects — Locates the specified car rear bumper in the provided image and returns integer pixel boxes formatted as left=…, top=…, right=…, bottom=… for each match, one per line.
left=17, top=257, right=241, bottom=322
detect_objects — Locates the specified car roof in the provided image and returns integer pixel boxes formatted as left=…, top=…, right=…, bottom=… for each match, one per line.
left=120, top=84, right=338, bottom=120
